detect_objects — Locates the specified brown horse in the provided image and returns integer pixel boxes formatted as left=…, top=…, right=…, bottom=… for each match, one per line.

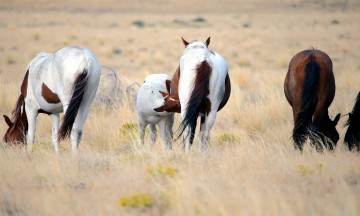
left=284, top=49, right=340, bottom=151
left=344, top=91, right=360, bottom=151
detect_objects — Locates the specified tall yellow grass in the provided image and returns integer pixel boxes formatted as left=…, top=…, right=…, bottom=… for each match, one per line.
left=1, top=1, right=360, bottom=215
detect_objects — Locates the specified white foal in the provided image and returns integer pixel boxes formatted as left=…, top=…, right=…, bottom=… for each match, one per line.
left=3, top=46, right=101, bottom=152
left=136, top=74, right=178, bottom=150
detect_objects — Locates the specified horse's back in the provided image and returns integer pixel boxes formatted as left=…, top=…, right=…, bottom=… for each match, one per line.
left=285, top=49, right=335, bottom=107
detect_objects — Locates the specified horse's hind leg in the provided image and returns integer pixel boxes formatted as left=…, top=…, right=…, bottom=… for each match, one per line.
left=50, top=113, right=60, bottom=152
left=69, top=100, right=93, bottom=152
left=200, top=111, right=217, bottom=152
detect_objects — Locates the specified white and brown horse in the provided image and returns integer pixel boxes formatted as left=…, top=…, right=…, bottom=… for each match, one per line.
left=3, top=46, right=101, bottom=152
left=156, top=37, right=231, bottom=152
left=137, top=74, right=179, bottom=149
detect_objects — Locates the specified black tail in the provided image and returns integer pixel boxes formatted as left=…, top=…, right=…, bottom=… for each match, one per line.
left=344, top=91, right=360, bottom=151
left=58, top=69, right=88, bottom=140
left=293, top=60, right=320, bottom=148
left=176, top=61, right=211, bottom=145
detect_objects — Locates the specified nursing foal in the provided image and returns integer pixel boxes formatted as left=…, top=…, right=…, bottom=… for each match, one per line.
left=137, top=74, right=179, bottom=149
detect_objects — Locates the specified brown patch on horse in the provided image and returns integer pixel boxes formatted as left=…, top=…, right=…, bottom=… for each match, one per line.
left=218, top=74, right=231, bottom=111
left=170, top=66, right=180, bottom=95
left=42, top=83, right=60, bottom=104
left=165, top=79, right=171, bottom=93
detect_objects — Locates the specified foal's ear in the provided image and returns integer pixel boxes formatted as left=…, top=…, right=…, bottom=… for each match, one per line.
left=181, top=37, right=189, bottom=47
left=159, top=91, right=169, bottom=98
left=333, top=113, right=341, bottom=125
left=3, top=115, right=13, bottom=127
left=205, top=37, right=211, bottom=47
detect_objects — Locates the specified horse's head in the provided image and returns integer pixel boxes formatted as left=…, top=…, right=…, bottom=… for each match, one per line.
left=154, top=91, right=181, bottom=113
left=3, top=114, right=27, bottom=145
left=2, top=95, right=28, bottom=145
left=181, top=37, right=211, bottom=49
left=320, top=113, right=341, bottom=148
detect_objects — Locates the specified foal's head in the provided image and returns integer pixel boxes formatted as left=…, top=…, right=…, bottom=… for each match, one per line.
left=154, top=91, right=181, bottom=113
left=2, top=96, right=28, bottom=145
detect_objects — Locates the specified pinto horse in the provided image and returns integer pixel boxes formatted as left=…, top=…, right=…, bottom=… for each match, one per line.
left=344, top=91, right=360, bottom=151
left=156, top=37, right=231, bottom=152
left=284, top=49, right=340, bottom=151
left=3, top=46, right=101, bottom=152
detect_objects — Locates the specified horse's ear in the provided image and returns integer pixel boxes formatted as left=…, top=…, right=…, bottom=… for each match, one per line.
left=205, top=37, right=211, bottom=47
left=181, top=37, right=189, bottom=47
left=333, top=113, right=341, bottom=125
left=159, top=91, right=169, bottom=98
left=3, top=115, right=13, bottom=127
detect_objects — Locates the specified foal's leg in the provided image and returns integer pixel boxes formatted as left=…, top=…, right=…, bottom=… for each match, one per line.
left=149, top=124, right=157, bottom=145
left=25, top=107, right=38, bottom=153
left=165, top=114, right=174, bottom=150
left=158, top=117, right=172, bottom=150
left=138, top=118, right=147, bottom=145
left=50, top=113, right=60, bottom=153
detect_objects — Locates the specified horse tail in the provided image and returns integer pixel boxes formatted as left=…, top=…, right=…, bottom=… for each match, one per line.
left=176, top=61, right=211, bottom=144
left=293, top=59, right=320, bottom=145
left=344, top=91, right=360, bottom=150
left=58, top=60, right=90, bottom=140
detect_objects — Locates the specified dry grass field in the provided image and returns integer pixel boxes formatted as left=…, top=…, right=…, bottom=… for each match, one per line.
left=1, top=0, right=360, bottom=215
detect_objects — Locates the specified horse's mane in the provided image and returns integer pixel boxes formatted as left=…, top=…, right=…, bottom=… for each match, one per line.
left=345, top=92, right=360, bottom=127
left=8, top=95, right=26, bottom=134
left=344, top=91, right=360, bottom=148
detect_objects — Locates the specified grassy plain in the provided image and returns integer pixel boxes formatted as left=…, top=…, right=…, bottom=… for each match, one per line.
left=0, top=0, right=360, bottom=215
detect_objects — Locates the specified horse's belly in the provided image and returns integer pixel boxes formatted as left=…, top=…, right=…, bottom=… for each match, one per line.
left=38, top=100, right=63, bottom=114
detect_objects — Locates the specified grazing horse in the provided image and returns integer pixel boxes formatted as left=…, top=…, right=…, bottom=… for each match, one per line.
left=137, top=74, right=178, bottom=149
left=160, top=37, right=231, bottom=152
left=3, top=46, right=101, bottom=152
left=344, top=91, right=360, bottom=151
left=284, top=49, right=340, bottom=151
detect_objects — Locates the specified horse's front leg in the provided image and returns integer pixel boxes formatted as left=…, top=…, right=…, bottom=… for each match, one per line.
left=25, top=107, right=38, bottom=153
left=50, top=113, right=60, bottom=152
